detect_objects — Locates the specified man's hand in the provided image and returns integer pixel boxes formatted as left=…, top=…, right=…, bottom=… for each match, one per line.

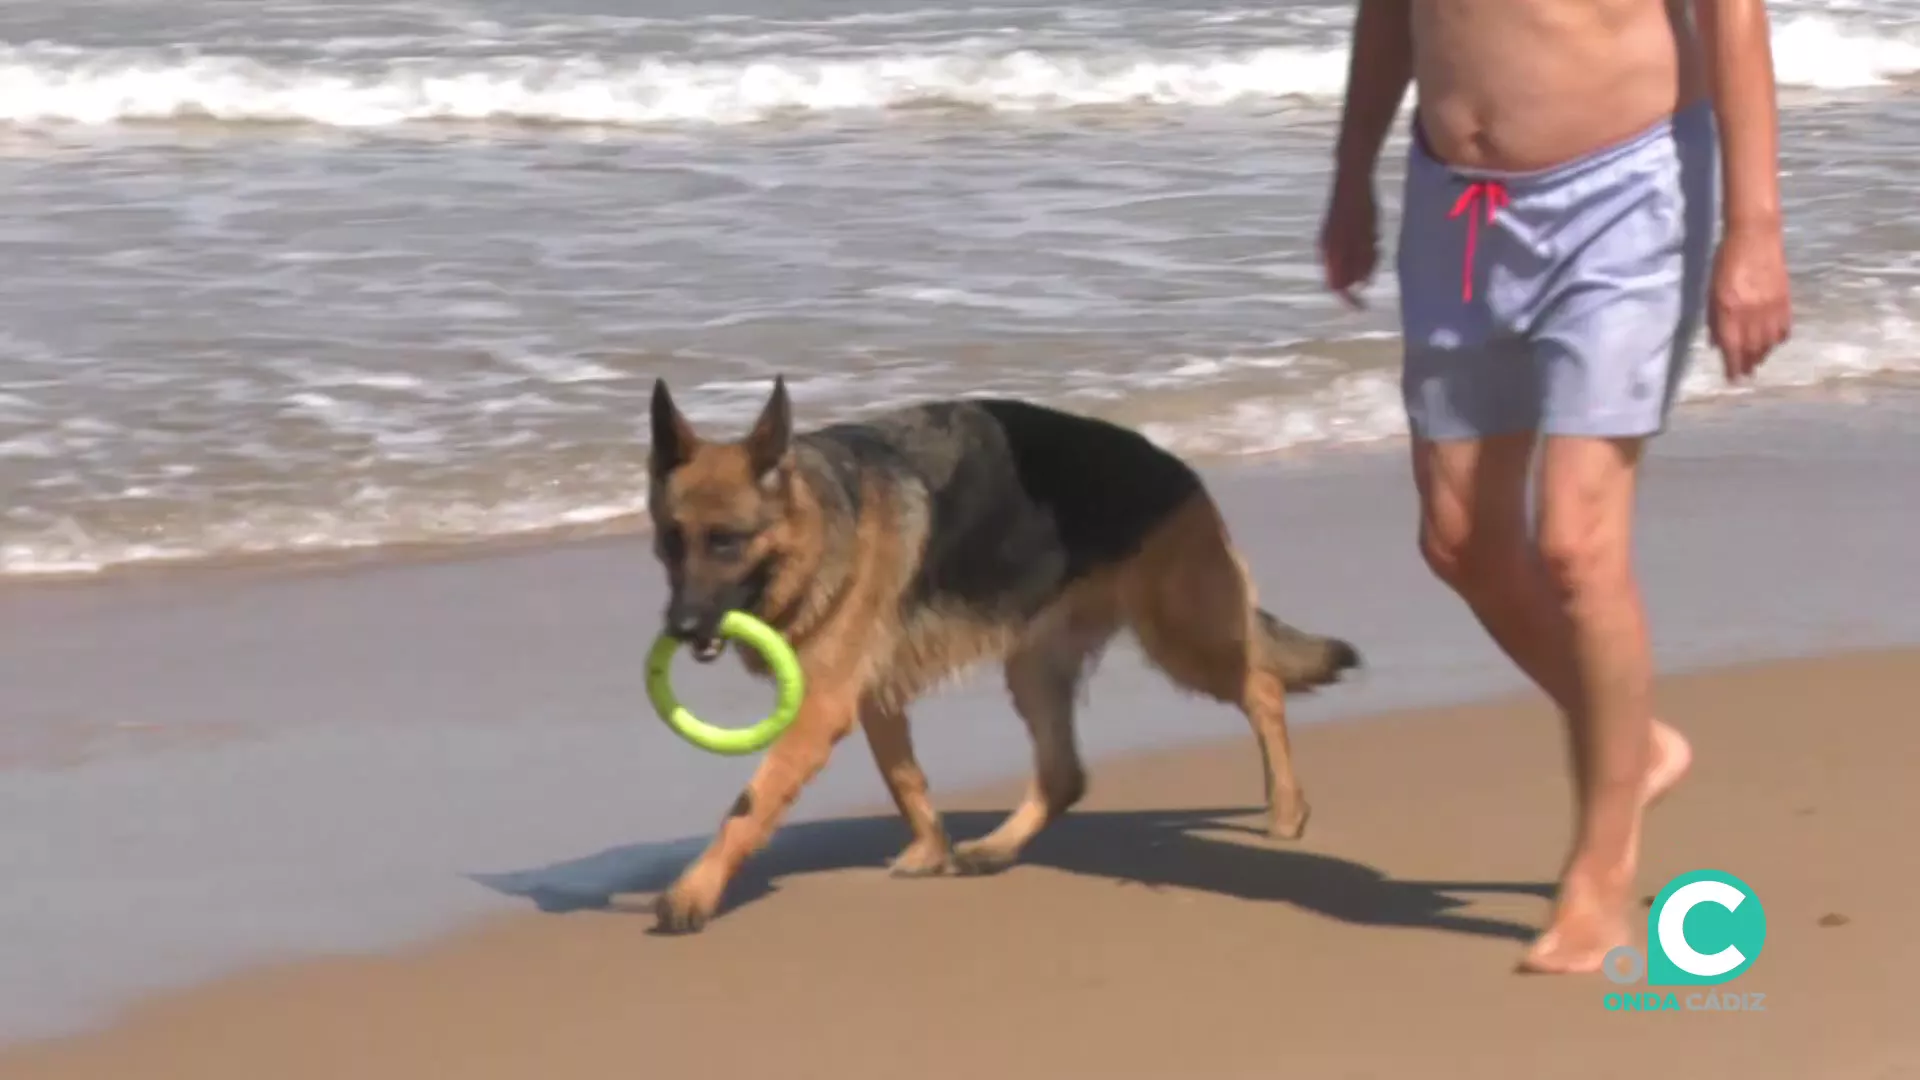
left=1695, top=0, right=1789, bottom=382
left=1319, top=178, right=1380, bottom=310
left=1707, top=220, right=1791, bottom=382
left=1320, top=0, right=1412, bottom=311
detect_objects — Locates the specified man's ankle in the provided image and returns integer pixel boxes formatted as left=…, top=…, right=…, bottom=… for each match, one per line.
left=1561, top=854, right=1639, bottom=898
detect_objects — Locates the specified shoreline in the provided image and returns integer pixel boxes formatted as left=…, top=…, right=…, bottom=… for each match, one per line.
left=0, top=421, right=1411, bottom=594
left=6, top=645, right=1915, bottom=1077
left=4, top=376, right=1915, bottom=592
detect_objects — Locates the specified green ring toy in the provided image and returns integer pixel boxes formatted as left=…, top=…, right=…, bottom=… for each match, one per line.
left=646, top=610, right=805, bottom=756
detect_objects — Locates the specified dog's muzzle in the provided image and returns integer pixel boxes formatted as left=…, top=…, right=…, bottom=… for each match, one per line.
left=665, top=607, right=728, bottom=664
left=665, top=562, right=773, bottom=665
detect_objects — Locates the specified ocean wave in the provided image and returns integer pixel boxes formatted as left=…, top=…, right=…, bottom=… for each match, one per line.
left=3, top=12, right=1913, bottom=130
left=3, top=327, right=1915, bottom=582
left=1136, top=307, right=1920, bottom=458
left=0, top=43, right=1351, bottom=129
left=1771, top=13, right=1920, bottom=91
left=0, top=487, right=651, bottom=580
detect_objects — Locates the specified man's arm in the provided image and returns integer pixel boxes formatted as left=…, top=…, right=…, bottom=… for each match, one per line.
left=1332, top=0, right=1415, bottom=182
left=1693, top=0, right=1791, bottom=379
left=1693, top=0, right=1783, bottom=232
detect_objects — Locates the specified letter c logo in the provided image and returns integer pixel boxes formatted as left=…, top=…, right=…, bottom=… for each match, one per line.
left=1657, top=879, right=1748, bottom=978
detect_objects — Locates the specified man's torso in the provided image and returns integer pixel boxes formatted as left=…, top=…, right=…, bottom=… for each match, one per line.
left=1410, top=0, right=1707, bottom=172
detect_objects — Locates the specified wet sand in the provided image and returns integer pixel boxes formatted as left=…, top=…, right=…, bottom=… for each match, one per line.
left=3, top=397, right=1916, bottom=1070
left=4, top=646, right=1913, bottom=1079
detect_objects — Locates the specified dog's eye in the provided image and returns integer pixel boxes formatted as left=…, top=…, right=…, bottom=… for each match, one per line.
left=659, top=525, right=686, bottom=561
left=705, top=529, right=752, bottom=559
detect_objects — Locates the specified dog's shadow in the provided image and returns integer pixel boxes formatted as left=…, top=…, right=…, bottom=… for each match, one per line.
left=469, top=807, right=1553, bottom=943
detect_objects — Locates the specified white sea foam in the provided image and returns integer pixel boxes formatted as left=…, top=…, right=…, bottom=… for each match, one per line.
left=1770, top=14, right=1920, bottom=91
left=0, top=488, right=651, bottom=580
left=0, top=44, right=1350, bottom=129
left=3, top=322, right=1914, bottom=581
left=2, top=12, right=1912, bottom=130
left=1136, top=313, right=1920, bottom=459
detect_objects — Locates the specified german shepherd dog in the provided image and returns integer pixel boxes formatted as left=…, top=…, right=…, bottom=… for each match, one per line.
left=646, top=376, right=1361, bottom=932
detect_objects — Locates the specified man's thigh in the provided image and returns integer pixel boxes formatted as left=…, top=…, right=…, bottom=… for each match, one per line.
left=1395, top=126, right=1544, bottom=443
left=1530, top=106, right=1718, bottom=439
left=1531, top=265, right=1709, bottom=440
left=1411, top=433, right=1537, bottom=556
left=1534, top=435, right=1645, bottom=576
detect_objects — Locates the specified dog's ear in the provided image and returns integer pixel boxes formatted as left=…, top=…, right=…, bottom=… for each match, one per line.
left=649, top=378, right=699, bottom=478
left=743, top=375, right=792, bottom=482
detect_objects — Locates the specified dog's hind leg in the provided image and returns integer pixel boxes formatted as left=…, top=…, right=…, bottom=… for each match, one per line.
left=859, top=700, right=952, bottom=877
left=1124, top=495, right=1312, bottom=841
left=952, top=618, right=1107, bottom=875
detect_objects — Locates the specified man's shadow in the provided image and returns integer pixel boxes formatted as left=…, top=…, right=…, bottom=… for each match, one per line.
left=470, top=806, right=1553, bottom=942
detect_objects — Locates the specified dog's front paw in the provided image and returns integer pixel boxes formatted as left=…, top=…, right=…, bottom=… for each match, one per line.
left=653, top=876, right=722, bottom=934
left=887, top=839, right=953, bottom=878
left=950, top=838, right=1021, bottom=876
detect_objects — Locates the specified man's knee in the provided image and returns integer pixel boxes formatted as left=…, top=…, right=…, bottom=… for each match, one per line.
left=1416, top=517, right=1470, bottom=589
left=1536, top=496, right=1634, bottom=602
left=1418, top=514, right=1525, bottom=599
left=1411, top=432, right=1537, bottom=600
left=1535, top=437, right=1643, bottom=601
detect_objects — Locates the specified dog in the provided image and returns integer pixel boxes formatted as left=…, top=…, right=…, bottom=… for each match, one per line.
left=645, top=375, right=1361, bottom=932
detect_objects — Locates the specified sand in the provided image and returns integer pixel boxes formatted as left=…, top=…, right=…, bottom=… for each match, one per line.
left=3, top=396, right=1917, bottom=1076
left=3, top=647, right=1914, bottom=1079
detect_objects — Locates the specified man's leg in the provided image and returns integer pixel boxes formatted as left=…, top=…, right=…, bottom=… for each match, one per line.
left=1413, top=431, right=1692, bottom=972
left=1413, top=431, right=1572, bottom=706
left=1498, top=102, right=1716, bottom=970
left=1516, top=434, right=1688, bottom=972
left=1400, top=97, right=1715, bottom=975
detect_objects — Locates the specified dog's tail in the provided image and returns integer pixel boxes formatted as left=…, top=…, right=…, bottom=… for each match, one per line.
left=1254, top=608, right=1362, bottom=693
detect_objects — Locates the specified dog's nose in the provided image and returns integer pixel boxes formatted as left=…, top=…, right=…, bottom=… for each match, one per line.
left=665, top=604, right=705, bottom=642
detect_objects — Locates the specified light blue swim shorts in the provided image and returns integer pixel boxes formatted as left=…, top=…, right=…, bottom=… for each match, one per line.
left=1396, top=101, right=1718, bottom=441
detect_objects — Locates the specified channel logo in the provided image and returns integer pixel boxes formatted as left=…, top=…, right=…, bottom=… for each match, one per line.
left=1600, top=869, right=1769, bottom=1013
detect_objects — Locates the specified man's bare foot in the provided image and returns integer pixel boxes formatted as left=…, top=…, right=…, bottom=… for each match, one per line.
left=1644, top=719, right=1692, bottom=809
left=1516, top=721, right=1691, bottom=975
left=1516, top=867, right=1637, bottom=974
left=1514, top=907, right=1632, bottom=973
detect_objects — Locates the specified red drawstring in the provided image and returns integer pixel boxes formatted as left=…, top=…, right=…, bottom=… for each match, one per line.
left=1448, top=179, right=1510, bottom=303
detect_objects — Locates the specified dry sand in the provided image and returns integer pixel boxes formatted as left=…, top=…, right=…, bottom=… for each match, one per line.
left=4, top=646, right=1910, bottom=1080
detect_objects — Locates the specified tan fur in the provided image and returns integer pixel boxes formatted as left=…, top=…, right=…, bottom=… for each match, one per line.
left=647, top=383, right=1345, bottom=932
